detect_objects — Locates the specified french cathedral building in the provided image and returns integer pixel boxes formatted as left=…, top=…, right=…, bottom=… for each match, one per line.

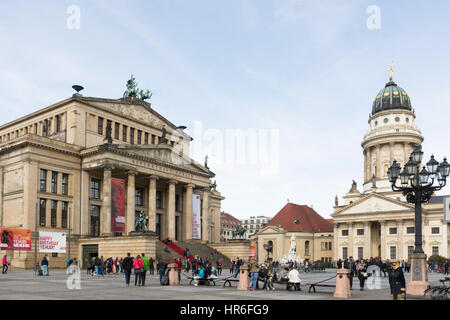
left=0, top=80, right=224, bottom=268
left=332, top=72, right=449, bottom=261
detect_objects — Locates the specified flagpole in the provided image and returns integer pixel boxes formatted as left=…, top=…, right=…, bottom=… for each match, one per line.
left=34, top=201, right=38, bottom=276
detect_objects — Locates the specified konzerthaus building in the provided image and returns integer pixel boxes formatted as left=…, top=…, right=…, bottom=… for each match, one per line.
left=0, top=79, right=224, bottom=268
left=331, top=71, right=449, bottom=261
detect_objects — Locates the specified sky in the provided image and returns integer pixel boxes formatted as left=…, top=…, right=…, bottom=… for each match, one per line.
left=1, top=1, right=450, bottom=219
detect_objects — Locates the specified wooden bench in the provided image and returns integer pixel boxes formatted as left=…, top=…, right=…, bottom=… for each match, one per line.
left=304, top=276, right=337, bottom=293
left=223, top=278, right=239, bottom=287
left=188, top=277, right=216, bottom=286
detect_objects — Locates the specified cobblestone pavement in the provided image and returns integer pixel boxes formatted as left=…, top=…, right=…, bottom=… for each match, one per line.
left=0, top=269, right=446, bottom=300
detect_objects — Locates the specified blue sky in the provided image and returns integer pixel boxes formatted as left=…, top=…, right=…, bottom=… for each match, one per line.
left=1, top=1, right=450, bottom=219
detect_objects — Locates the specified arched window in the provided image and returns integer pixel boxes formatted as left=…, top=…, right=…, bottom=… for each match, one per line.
left=305, top=241, right=310, bottom=256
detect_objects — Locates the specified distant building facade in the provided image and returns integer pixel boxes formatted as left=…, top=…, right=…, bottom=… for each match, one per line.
left=220, top=212, right=242, bottom=242
left=241, top=216, right=271, bottom=239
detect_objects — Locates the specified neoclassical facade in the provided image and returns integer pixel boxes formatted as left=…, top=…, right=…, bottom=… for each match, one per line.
left=0, top=85, right=224, bottom=268
left=332, top=73, right=449, bottom=261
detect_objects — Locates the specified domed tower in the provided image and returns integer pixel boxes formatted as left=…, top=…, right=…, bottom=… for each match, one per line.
left=362, top=66, right=423, bottom=194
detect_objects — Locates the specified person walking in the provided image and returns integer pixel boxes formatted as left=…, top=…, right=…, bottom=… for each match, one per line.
left=114, top=257, right=120, bottom=274
left=444, top=261, right=449, bottom=275
left=2, top=255, right=8, bottom=274
left=98, top=256, right=104, bottom=277
left=122, top=253, right=133, bottom=286
left=389, top=262, right=406, bottom=300
left=248, top=257, right=259, bottom=291
left=149, top=257, right=155, bottom=275
left=141, top=253, right=149, bottom=286
left=174, top=258, right=182, bottom=282
left=217, top=259, right=223, bottom=276
left=357, top=260, right=368, bottom=291
left=41, top=255, right=49, bottom=276
left=345, top=256, right=357, bottom=290
left=133, top=255, right=144, bottom=286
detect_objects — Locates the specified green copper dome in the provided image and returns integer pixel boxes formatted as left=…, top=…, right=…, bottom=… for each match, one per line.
left=371, top=80, right=412, bottom=115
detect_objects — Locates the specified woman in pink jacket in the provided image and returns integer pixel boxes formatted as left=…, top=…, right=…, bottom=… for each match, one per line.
left=2, top=255, right=8, bottom=274
left=133, top=255, right=144, bottom=286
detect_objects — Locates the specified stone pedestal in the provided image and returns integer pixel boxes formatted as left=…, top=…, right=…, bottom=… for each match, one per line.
left=168, top=263, right=180, bottom=286
left=334, top=269, right=351, bottom=299
left=406, top=253, right=429, bottom=297
left=237, top=265, right=249, bottom=291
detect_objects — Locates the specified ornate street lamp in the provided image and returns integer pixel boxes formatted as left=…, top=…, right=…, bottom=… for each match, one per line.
left=388, top=146, right=449, bottom=296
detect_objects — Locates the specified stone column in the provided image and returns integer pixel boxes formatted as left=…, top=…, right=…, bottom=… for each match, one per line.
left=101, top=166, right=112, bottom=235
left=363, top=150, right=367, bottom=182
left=80, top=170, right=90, bottom=236
left=380, top=220, right=386, bottom=259
left=202, top=189, right=209, bottom=242
left=147, top=175, right=158, bottom=233
left=364, top=221, right=371, bottom=259
left=442, top=220, right=448, bottom=261
left=167, top=180, right=177, bottom=240
left=397, top=220, right=404, bottom=260
left=389, top=142, right=394, bottom=166
left=376, top=145, right=381, bottom=178
left=348, top=222, right=354, bottom=258
left=184, top=184, right=194, bottom=241
left=404, top=142, right=409, bottom=166
left=333, top=223, right=339, bottom=260
left=0, top=167, right=3, bottom=227
left=126, top=170, right=137, bottom=234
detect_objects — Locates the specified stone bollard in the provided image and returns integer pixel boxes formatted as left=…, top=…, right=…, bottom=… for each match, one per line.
left=168, top=263, right=180, bottom=286
left=237, top=265, right=249, bottom=291
left=334, top=269, right=351, bottom=298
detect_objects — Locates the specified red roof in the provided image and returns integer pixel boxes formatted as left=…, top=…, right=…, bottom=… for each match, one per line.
left=266, top=203, right=333, bottom=233
left=220, top=212, right=242, bottom=228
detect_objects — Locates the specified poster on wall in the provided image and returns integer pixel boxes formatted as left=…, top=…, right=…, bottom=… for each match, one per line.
left=249, top=246, right=256, bottom=259
left=444, top=196, right=450, bottom=223
left=192, top=194, right=201, bottom=239
left=39, top=231, right=66, bottom=253
left=111, top=178, right=126, bottom=232
left=0, top=228, right=32, bottom=251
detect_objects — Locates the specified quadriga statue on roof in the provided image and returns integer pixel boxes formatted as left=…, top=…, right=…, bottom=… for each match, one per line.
left=123, top=75, right=152, bottom=101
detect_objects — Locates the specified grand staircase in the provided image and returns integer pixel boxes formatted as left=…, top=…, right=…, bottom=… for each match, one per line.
left=156, top=240, right=232, bottom=269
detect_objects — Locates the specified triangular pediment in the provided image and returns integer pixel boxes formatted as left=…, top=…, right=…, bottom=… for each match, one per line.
left=257, top=225, right=286, bottom=235
left=118, top=145, right=211, bottom=175
left=335, top=193, right=414, bottom=215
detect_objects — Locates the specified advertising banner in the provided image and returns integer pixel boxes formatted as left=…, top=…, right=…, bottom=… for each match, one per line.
left=192, top=194, right=201, bottom=239
left=0, top=228, right=32, bottom=251
left=39, top=231, right=66, bottom=253
left=249, top=246, right=257, bottom=258
left=111, top=178, right=126, bottom=232
left=444, top=196, right=450, bottom=223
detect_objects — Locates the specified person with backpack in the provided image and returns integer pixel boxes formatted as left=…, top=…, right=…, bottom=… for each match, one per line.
left=133, top=255, right=144, bottom=286
left=41, top=255, right=49, bottom=276
left=122, top=253, right=133, bottom=286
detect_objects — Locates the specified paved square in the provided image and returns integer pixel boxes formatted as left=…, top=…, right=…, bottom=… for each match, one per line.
left=0, top=269, right=445, bottom=300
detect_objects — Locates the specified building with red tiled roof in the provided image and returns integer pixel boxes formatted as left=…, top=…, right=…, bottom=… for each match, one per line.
left=220, top=212, right=243, bottom=242
left=254, top=202, right=334, bottom=264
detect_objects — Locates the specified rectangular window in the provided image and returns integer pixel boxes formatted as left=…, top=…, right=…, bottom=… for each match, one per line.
left=39, top=199, right=46, bottom=227
left=342, top=247, right=348, bottom=260
left=52, top=253, right=58, bottom=258
left=151, top=134, right=156, bottom=144
left=137, top=130, right=142, bottom=144
left=406, top=227, right=415, bottom=234
left=51, top=200, right=57, bottom=228
left=390, top=246, right=397, bottom=260
left=341, top=229, right=349, bottom=236
left=43, top=119, right=49, bottom=136
left=431, top=227, right=440, bottom=234
left=135, top=188, right=144, bottom=206
left=408, top=246, right=414, bottom=258
left=122, top=125, right=127, bottom=142
left=145, top=132, right=149, bottom=144
left=90, top=205, right=100, bottom=237
left=62, top=174, right=69, bottom=195
left=130, top=128, right=135, bottom=144
left=114, top=123, right=120, bottom=140
left=90, top=178, right=101, bottom=199
left=357, top=229, right=364, bottom=236
left=389, top=227, right=397, bottom=235
left=156, top=191, right=162, bottom=209
left=358, top=247, right=364, bottom=259
left=51, top=172, right=58, bottom=193
left=432, top=246, right=439, bottom=256
left=98, top=117, right=104, bottom=135
left=40, top=169, right=47, bottom=192
left=61, top=201, right=68, bottom=228
left=56, top=115, right=61, bottom=132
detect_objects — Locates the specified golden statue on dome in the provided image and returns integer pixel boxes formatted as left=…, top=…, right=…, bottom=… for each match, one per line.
left=389, top=61, right=394, bottom=80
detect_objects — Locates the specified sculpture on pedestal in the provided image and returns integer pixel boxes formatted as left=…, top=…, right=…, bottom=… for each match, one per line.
left=280, top=235, right=303, bottom=266
left=134, top=212, right=149, bottom=232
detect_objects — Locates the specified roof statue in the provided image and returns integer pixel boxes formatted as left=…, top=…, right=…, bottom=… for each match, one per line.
left=123, top=75, right=153, bottom=101
left=349, top=180, right=358, bottom=193
left=389, top=61, right=394, bottom=81
left=159, top=125, right=168, bottom=144
left=335, top=195, right=339, bottom=206
left=104, top=120, right=113, bottom=144
left=371, top=173, right=377, bottom=188
left=204, top=155, right=209, bottom=169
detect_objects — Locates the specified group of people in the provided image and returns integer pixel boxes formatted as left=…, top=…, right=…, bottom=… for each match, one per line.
left=428, top=261, right=449, bottom=274
left=247, top=257, right=301, bottom=291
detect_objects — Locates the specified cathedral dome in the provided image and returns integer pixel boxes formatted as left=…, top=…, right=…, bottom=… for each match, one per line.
left=371, top=80, right=412, bottom=115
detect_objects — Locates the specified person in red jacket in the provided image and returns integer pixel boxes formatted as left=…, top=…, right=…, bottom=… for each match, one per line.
left=133, top=255, right=144, bottom=286
left=174, top=258, right=182, bottom=282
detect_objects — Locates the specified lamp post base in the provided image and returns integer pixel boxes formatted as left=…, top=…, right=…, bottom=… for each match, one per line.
left=406, top=252, right=429, bottom=298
